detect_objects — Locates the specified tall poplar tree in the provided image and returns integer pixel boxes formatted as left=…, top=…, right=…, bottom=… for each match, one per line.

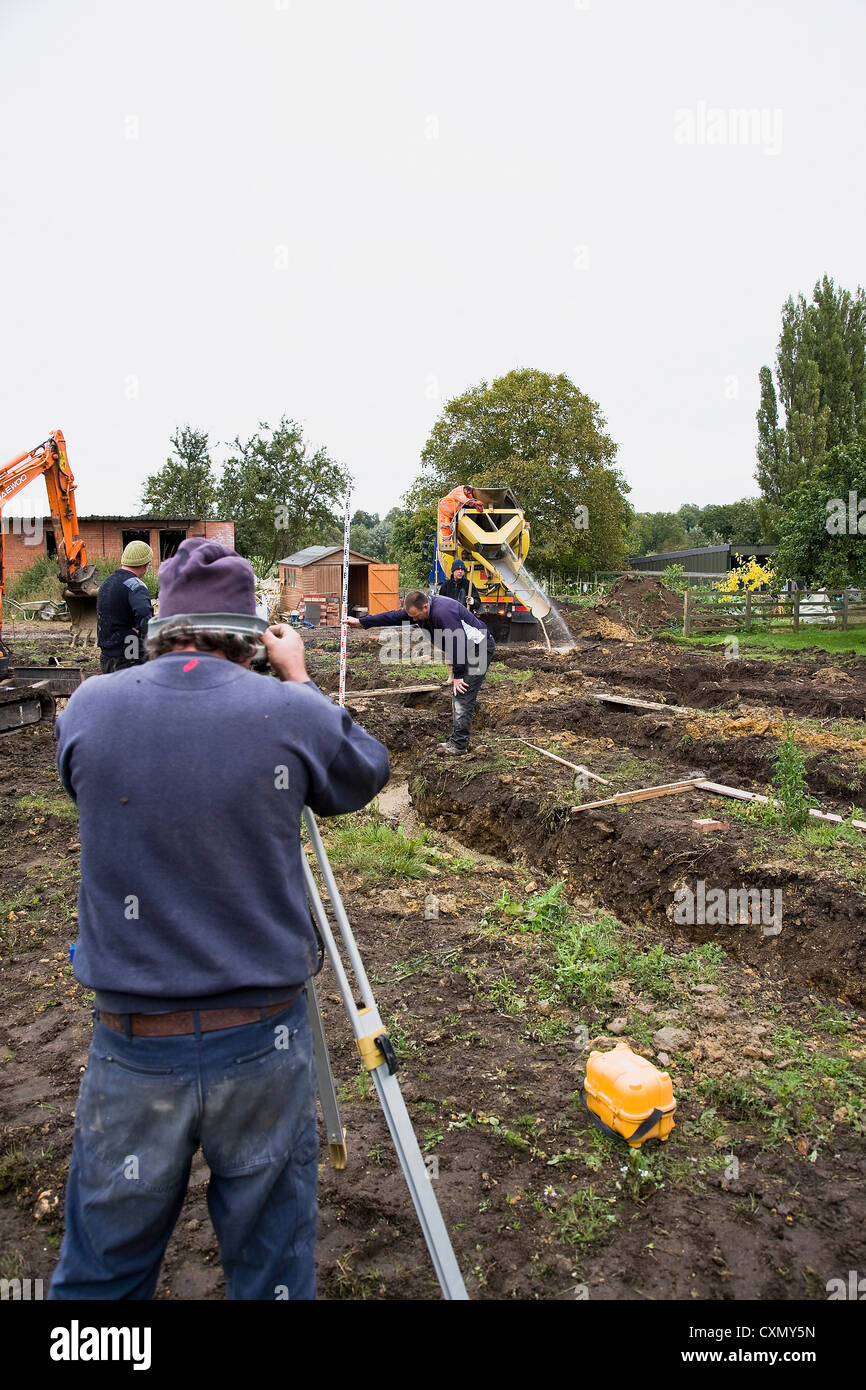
left=756, top=277, right=866, bottom=516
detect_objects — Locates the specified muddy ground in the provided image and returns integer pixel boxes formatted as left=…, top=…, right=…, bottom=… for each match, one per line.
left=1, top=621, right=865, bottom=1300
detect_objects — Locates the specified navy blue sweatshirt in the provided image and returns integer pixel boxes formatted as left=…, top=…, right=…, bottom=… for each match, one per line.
left=55, top=653, right=390, bottom=1011
left=96, top=566, right=153, bottom=658
left=359, top=594, right=490, bottom=678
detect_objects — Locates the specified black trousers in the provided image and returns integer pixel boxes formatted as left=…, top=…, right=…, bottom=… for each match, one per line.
left=99, top=653, right=139, bottom=674
left=451, top=634, right=496, bottom=749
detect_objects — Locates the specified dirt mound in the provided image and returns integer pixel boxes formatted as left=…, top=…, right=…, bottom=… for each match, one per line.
left=568, top=613, right=635, bottom=642
left=596, top=574, right=683, bottom=634
left=812, top=666, right=855, bottom=686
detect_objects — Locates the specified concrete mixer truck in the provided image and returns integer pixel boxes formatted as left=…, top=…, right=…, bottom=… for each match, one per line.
left=436, top=485, right=551, bottom=642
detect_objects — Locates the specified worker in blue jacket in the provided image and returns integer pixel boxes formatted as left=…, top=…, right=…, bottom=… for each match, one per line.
left=348, top=589, right=495, bottom=755
left=96, top=540, right=154, bottom=672
left=49, top=537, right=390, bottom=1302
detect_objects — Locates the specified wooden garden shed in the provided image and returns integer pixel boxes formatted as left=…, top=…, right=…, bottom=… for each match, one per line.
left=277, top=546, right=399, bottom=626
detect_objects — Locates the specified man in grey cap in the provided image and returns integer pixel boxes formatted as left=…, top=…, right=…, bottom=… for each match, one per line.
left=96, top=539, right=154, bottom=672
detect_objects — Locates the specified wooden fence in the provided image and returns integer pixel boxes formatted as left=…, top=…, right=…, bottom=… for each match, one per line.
left=682, top=589, right=866, bottom=636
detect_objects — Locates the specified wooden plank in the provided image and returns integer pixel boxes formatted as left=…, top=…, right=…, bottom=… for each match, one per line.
left=695, top=779, right=866, bottom=832
left=569, top=778, right=704, bottom=815
left=517, top=740, right=610, bottom=784
left=590, top=692, right=692, bottom=716
left=346, top=683, right=442, bottom=699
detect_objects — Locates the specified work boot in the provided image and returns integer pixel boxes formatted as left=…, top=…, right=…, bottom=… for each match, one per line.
left=436, top=740, right=464, bottom=756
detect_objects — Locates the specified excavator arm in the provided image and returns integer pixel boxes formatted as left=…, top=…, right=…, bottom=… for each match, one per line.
left=1, top=430, right=98, bottom=672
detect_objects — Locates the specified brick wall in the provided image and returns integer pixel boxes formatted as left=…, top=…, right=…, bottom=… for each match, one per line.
left=1, top=518, right=236, bottom=581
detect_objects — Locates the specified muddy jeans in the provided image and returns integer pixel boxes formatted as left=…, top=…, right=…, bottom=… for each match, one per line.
left=451, top=633, right=496, bottom=750
left=48, top=994, right=318, bottom=1301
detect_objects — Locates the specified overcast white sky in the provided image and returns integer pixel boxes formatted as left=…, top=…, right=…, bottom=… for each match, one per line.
left=2, top=0, right=864, bottom=522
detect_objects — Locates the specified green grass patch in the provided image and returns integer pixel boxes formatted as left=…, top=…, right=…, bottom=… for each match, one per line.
left=485, top=971, right=527, bottom=1015
left=484, top=883, right=729, bottom=1008
left=381, top=662, right=449, bottom=681
left=15, top=795, right=78, bottom=823
left=319, top=814, right=431, bottom=883
left=667, top=626, right=866, bottom=658
left=699, top=1024, right=866, bottom=1151
left=724, top=797, right=866, bottom=887
left=486, top=665, right=533, bottom=684
left=543, top=1186, right=619, bottom=1247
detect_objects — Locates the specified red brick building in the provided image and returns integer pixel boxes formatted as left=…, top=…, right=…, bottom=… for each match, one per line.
left=2, top=516, right=235, bottom=580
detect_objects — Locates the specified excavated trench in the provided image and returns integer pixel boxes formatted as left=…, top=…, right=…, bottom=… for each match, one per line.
left=311, top=629, right=866, bottom=1005
left=485, top=695, right=866, bottom=805
left=410, top=764, right=866, bottom=1007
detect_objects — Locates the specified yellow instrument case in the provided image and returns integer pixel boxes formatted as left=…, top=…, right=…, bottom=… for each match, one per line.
left=583, top=1041, right=676, bottom=1147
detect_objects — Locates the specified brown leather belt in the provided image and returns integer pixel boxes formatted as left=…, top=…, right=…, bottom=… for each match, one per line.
left=97, top=994, right=300, bottom=1037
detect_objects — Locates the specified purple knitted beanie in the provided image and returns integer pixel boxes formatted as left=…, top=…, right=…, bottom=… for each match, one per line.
left=158, top=537, right=256, bottom=618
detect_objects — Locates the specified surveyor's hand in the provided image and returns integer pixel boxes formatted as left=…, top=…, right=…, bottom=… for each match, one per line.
left=345, top=615, right=361, bottom=626
left=453, top=677, right=468, bottom=695
left=264, top=624, right=309, bottom=683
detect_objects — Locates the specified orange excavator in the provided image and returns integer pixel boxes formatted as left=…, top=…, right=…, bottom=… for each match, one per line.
left=0, top=430, right=98, bottom=731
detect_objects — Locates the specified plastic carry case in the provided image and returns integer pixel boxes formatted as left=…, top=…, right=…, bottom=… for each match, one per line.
left=582, top=1041, right=676, bottom=1148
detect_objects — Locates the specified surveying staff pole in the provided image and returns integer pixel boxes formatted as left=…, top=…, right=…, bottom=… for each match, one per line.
left=338, top=487, right=352, bottom=707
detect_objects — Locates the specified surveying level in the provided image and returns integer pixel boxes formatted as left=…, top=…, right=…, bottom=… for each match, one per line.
left=301, top=807, right=469, bottom=1301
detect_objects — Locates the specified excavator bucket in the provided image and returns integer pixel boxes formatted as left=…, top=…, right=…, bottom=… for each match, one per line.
left=64, top=565, right=99, bottom=646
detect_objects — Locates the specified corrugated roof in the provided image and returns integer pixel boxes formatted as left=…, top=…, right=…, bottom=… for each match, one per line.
left=630, top=543, right=776, bottom=565
left=7, top=513, right=227, bottom=523
left=76, top=515, right=230, bottom=524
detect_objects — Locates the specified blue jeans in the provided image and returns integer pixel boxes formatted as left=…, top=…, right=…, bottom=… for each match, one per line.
left=48, top=995, right=318, bottom=1301
left=451, top=633, right=496, bottom=750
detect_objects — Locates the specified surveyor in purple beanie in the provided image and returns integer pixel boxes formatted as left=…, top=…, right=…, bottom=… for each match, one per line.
left=50, top=537, right=390, bottom=1301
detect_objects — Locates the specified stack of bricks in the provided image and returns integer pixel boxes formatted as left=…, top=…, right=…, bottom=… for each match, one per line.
left=321, top=593, right=341, bottom=626
left=298, top=593, right=341, bottom=627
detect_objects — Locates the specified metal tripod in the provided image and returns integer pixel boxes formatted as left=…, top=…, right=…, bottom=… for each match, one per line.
left=300, top=807, right=469, bottom=1301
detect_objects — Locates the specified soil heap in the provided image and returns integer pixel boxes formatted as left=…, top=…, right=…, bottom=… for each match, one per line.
left=595, top=574, right=683, bottom=635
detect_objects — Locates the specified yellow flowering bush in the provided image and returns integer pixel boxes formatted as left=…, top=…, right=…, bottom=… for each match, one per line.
left=713, top=558, right=776, bottom=596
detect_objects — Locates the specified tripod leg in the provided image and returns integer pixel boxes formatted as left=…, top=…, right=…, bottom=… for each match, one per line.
left=370, top=1064, right=468, bottom=1300
left=301, top=814, right=469, bottom=1300
left=305, top=980, right=347, bottom=1170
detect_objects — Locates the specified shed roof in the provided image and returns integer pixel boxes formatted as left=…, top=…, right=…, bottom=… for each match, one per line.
left=630, top=543, right=776, bottom=566
left=278, top=546, right=377, bottom=566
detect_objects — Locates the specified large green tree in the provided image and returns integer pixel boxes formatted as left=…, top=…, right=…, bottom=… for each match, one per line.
left=756, top=277, right=866, bottom=515
left=773, top=442, right=866, bottom=589
left=697, top=499, right=765, bottom=546
left=410, top=368, right=629, bottom=574
left=625, top=498, right=768, bottom=557
left=140, top=425, right=218, bottom=517
left=626, top=510, right=690, bottom=556
left=349, top=507, right=402, bottom=562
left=217, top=417, right=350, bottom=573
left=389, top=502, right=438, bottom=585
